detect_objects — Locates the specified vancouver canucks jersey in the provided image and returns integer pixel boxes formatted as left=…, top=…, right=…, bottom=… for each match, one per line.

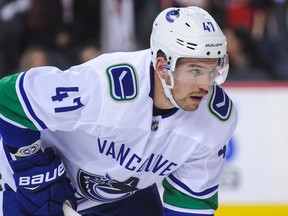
left=0, top=49, right=237, bottom=214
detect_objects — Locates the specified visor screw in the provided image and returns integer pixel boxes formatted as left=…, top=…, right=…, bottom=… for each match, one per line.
left=206, top=51, right=210, bottom=55
left=218, top=51, right=221, bottom=55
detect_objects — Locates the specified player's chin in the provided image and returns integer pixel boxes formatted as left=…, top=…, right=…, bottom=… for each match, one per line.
left=180, top=103, right=199, bottom=111
left=176, top=97, right=201, bottom=111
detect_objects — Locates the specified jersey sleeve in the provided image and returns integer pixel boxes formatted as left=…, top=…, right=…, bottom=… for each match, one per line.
left=162, top=145, right=225, bottom=216
left=0, top=65, right=102, bottom=148
left=162, top=179, right=217, bottom=216
left=162, top=143, right=235, bottom=216
left=0, top=73, right=41, bottom=149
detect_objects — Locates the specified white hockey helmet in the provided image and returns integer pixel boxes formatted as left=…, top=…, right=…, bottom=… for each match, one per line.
left=150, top=6, right=229, bottom=84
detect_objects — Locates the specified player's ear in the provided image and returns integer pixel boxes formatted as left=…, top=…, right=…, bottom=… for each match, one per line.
left=155, top=57, right=167, bottom=79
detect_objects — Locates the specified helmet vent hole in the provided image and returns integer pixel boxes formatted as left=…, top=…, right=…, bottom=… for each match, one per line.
left=218, top=51, right=221, bottom=55
left=207, top=51, right=210, bottom=55
left=176, top=38, right=184, bottom=46
left=187, top=42, right=197, bottom=50
left=186, top=46, right=195, bottom=50
left=185, top=23, right=191, bottom=27
left=176, top=39, right=197, bottom=50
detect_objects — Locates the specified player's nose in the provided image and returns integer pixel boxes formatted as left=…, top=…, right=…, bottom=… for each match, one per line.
left=196, top=74, right=211, bottom=91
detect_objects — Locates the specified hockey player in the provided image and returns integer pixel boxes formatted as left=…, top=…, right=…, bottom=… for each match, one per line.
left=0, top=6, right=237, bottom=216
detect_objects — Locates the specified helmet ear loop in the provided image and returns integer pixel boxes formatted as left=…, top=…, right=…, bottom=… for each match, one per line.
left=163, top=65, right=174, bottom=89
left=159, top=64, right=180, bottom=108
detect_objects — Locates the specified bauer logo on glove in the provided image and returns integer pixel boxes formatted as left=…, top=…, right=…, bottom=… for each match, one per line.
left=18, top=161, right=65, bottom=190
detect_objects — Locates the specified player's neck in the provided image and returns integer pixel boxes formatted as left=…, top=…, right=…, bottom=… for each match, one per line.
left=153, top=105, right=177, bottom=116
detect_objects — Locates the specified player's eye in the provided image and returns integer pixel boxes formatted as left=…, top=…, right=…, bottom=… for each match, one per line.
left=190, top=68, right=202, bottom=75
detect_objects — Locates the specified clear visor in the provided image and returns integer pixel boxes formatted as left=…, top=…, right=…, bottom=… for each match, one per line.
left=172, top=54, right=229, bottom=86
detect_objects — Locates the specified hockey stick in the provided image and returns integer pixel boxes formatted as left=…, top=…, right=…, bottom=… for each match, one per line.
left=63, top=202, right=81, bottom=216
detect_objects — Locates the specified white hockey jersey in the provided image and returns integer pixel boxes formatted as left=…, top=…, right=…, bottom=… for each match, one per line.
left=0, top=49, right=237, bottom=214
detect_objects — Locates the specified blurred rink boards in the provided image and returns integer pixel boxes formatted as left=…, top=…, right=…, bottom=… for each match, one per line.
left=216, top=82, right=288, bottom=216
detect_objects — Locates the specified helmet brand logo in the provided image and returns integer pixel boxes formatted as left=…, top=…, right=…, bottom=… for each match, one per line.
left=166, top=9, right=180, bottom=23
left=205, top=43, right=222, bottom=47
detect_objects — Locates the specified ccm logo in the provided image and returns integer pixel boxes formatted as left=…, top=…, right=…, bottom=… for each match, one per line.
left=19, top=162, right=65, bottom=186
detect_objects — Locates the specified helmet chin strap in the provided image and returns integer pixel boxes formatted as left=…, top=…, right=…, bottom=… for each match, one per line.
left=156, top=67, right=180, bottom=109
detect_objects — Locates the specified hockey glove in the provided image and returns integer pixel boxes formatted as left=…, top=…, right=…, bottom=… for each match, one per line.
left=3, top=184, right=27, bottom=215
left=10, top=148, right=77, bottom=216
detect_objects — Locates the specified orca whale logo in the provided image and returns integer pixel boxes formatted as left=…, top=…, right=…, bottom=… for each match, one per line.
left=166, top=9, right=180, bottom=23
left=78, top=170, right=140, bottom=202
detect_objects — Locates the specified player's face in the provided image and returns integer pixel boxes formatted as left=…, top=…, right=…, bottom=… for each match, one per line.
left=171, top=58, right=218, bottom=111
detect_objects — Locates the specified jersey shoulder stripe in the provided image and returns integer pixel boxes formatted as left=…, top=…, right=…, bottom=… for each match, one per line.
left=162, top=178, right=217, bottom=214
left=166, top=174, right=218, bottom=198
left=18, top=72, right=47, bottom=129
left=0, top=73, right=37, bottom=130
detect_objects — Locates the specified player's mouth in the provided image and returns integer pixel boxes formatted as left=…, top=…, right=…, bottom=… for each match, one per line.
left=190, top=95, right=204, bottom=103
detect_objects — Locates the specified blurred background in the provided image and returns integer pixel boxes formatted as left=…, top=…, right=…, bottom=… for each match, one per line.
left=0, top=0, right=287, bottom=80
left=0, top=0, right=287, bottom=215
